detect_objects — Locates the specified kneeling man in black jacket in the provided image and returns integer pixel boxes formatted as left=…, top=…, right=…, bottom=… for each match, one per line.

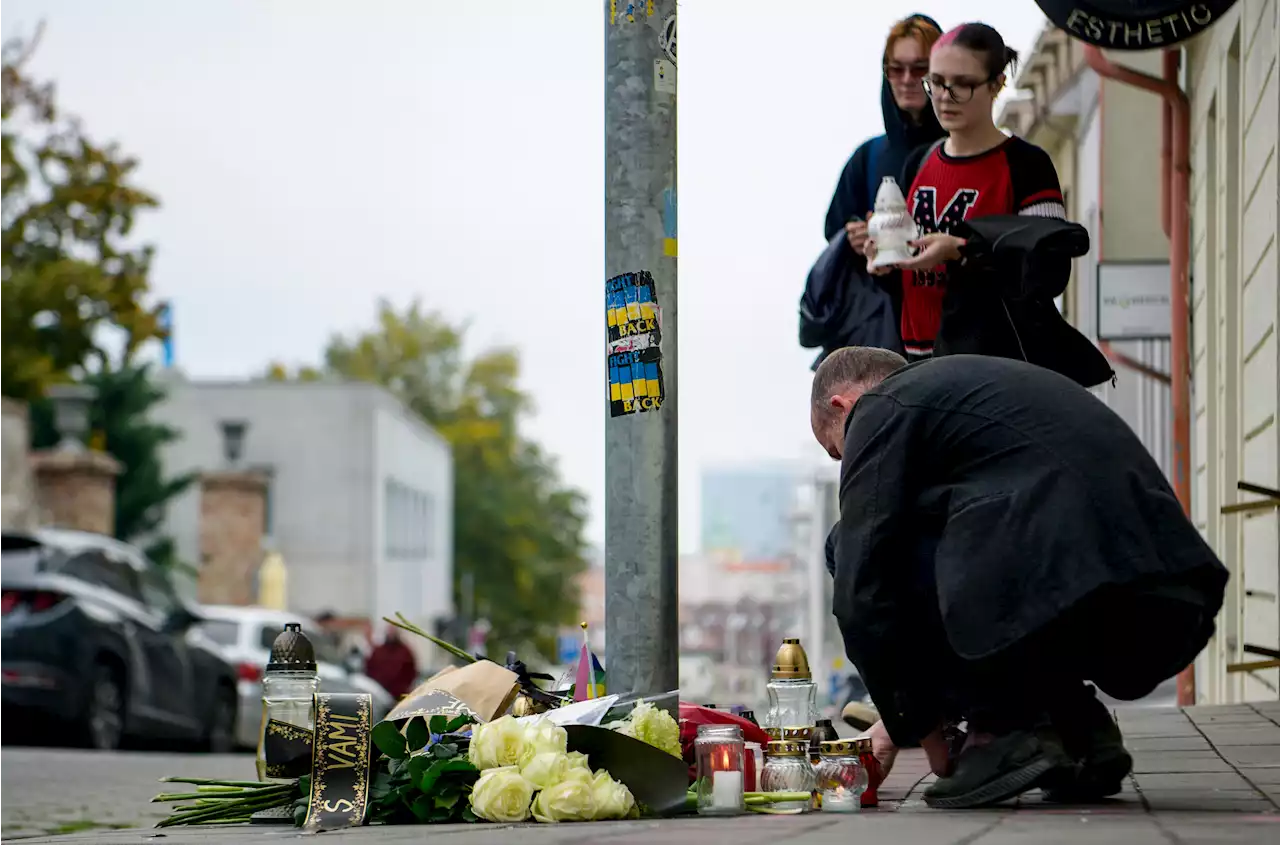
left=811, top=347, right=1227, bottom=809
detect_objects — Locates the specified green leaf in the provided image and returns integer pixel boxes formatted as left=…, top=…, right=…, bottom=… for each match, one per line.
left=462, top=806, right=478, bottom=823
left=428, top=715, right=448, bottom=735
left=408, top=755, right=429, bottom=784
left=297, top=774, right=311, bottom=795
left=372, top=721, right=408, bottom=759
left=444, top=714, right=474, bottom=733
left=419, top=758, right=476, bottom=795
left=293, top=804, right=307, bottom=827
left=434, top=792, right=460, bottom=810
left=404, top=718, right=430, bottom=752
left=409, top=795, right=433, bottom=822
left=431, top=743, right=455, bottom=759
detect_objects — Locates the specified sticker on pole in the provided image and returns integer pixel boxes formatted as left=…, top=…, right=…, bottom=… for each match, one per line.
left=654, top=59, right=676, bottom=95
left=1033, top=0, right=1239, bottom=49
left=660, top=14, right=677, bottom=65
left=606, top=271, right=665, bottom=418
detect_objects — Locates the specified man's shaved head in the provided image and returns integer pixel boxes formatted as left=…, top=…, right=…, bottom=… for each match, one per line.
left=810, top=347, right=907, bottom=459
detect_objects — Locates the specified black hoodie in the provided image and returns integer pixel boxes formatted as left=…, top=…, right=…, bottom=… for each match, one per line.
left=823, top=14, right=946, bottom=242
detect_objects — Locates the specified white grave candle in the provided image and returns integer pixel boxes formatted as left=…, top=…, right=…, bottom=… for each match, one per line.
left=712, top=770, right=743, bottom=810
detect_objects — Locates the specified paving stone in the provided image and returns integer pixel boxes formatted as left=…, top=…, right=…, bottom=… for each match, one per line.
left=1214, top=745, right=1280, bottom=767
left=1125, top=735, right=1213, bottom=752
left=1242, top=768, right=1280, bottom=785
left=1130, top=752, right=1234, bottom=773
left=966, top=813, right=1166, bottom=844
left=1132, top=771, right=1257, bottom=790
left=1141, top=793, right=1276, bottom=812
left=1200, top=726, right=1280, bottom=745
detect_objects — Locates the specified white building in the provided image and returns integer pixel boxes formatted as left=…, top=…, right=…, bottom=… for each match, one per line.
left=152, top=375, right=454, bottom=639
left=1183, top=0, right=1279, bottom=703
left=1001, top=3, right=1279, bottom=703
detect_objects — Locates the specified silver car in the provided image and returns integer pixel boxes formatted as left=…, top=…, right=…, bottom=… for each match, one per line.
left=195, top=606, right=394, bottom=749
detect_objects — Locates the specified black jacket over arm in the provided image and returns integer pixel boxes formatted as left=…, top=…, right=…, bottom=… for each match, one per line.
left=831, top=356, right=1227, bottom=747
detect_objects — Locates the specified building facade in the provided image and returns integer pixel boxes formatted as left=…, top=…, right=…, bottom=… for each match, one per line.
left=700, top=463, right=799, bottom=558
left=999, top=30, right=1174, bottom=475
left=151, top=376, right=454, bottom=641
left=1183, top=0, right=1279, bottom=703
left=1002, top=3, right=1279, bottom=703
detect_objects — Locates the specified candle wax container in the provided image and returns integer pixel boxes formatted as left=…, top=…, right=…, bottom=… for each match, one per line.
left=764, top=639, right=819, bottom=731
left=695, top=724, right=746, bottom=816
left=816, top=739, right=867, bottom=813
left=761, top=740, right=816, bottom=812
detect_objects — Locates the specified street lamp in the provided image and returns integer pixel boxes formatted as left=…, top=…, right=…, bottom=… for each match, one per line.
left=220, top=420, right=248, bottom=466
left=46, top=384, right=95, bottom=452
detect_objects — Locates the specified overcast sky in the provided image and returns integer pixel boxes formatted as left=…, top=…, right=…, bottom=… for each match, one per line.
left=3, top=0, right=1050, bottom=552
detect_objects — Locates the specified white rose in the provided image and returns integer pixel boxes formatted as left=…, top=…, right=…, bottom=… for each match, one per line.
left=518, top=718, right=569, bottom=767
left=468, top=766, right=535, bottom=823
left=564, top=751, right=592, bottom=776
left=520, top=751, right=570, bottom=790
left=590, top=770, right=636, bottom=820
left=468, top=716, right=526, bottom=770
left=531, top=777, right=596, bottom=823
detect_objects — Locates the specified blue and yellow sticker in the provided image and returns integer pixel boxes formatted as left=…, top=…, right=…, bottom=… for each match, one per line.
left=606, top=270, right=664, bottom=418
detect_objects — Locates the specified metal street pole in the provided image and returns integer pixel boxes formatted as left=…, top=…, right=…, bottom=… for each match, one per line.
left=603, top=0, right=679, bottom=700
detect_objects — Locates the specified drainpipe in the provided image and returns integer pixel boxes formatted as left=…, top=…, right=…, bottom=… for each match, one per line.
left=1083, top=46, right=1194, bottom=706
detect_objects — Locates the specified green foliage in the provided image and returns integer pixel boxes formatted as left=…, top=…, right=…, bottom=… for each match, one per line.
left=30, top=363, right=195, bottom=571
left=318, top=715, right=479, bottom=826
left=2, top=26, right=166, bottom=401
left=282, top=299, right=589, bottom=661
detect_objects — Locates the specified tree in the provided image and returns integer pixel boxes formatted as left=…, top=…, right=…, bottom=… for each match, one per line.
left=277, top=300, right=589, bottom=661
left=2, top=26, right=165, bottom=402
left=30, top=363, right=198, bottom=572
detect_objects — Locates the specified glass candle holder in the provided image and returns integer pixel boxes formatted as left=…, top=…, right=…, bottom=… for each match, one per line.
left=761, top=740, right=816, bottom=812
left=695, top=724, right=745, bottom=816
left=816, top=739, right=867, bottom=813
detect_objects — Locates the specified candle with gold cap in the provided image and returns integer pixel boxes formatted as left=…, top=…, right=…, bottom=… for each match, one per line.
left=763, top=638, right=819, bottom=732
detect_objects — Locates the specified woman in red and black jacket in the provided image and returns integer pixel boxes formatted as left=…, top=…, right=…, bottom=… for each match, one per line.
left=868, top=22, right=1112, bottom=388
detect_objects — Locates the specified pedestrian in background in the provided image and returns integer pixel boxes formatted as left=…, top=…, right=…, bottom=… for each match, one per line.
left=824, top=14, right=945, bottom=251
left=867, top=22, right=1112, bottom=387
left=365, top=627, right=419, bottom=700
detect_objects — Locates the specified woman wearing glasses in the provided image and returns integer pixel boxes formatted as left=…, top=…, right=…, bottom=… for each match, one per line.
left=870, top=23, right=1083, bottom=366
left=824, top=14, right=946, bottom=250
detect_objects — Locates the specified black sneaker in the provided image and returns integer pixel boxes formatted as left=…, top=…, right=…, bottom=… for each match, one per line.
left=923, top=727, right=1076, bottom=809
left=1044, top=688, right=1132, bottom=802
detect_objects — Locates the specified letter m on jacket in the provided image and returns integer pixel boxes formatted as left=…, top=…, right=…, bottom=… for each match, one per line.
left=913, top=187, right=980, bottom=235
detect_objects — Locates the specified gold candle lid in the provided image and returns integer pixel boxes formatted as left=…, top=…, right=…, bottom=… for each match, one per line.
left=780, top=726, right=812, bottom=741
left=819, top=739, right=856, bottom=755
left=766, top=740, right=808, bottom=757
left=853, top=737, right=873, bottom=753
left=764, top=727, right=782, bottom=740
left=771, top=638, right=813, bottom=680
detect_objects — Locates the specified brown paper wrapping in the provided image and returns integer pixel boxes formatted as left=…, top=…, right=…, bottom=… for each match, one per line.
left=388, top=660, right=519, bottom=723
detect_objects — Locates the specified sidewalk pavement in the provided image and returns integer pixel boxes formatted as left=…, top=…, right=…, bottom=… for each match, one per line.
left=8, top=701, right=1279, bottom=844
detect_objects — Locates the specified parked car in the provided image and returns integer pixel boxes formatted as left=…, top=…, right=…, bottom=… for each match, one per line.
left=196, top=605, right=395, bottom=750
left=1, top=528, right=239, bottom=752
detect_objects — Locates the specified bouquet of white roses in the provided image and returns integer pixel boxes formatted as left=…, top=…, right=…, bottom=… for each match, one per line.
left=467, top=716, right=638, bottom=823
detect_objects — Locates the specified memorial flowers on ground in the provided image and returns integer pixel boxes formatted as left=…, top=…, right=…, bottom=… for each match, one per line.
left=467, top=716, right=637, bottom=823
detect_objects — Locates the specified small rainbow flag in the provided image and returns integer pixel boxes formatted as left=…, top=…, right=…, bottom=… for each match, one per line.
left=573, top=623, right=606, bottom=701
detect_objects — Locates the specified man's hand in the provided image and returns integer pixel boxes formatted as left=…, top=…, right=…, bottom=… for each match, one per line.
left=919, top=726, right=954, bottom=777
left=866, top=719, right=899, bottom=780
left=845, top=212, right=873, bottom=255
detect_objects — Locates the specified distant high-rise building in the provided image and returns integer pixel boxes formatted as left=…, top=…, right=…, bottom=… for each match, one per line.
left=700, top=464, right=799, bottom=559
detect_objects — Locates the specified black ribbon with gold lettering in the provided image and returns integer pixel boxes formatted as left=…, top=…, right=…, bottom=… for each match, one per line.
left=263, top=719, right=314, bottom=779
left=302, top=692, right=374, bottom=832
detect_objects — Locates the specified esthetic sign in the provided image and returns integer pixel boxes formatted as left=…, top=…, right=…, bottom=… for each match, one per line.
left=1035, top=1, right=1240, bottom=49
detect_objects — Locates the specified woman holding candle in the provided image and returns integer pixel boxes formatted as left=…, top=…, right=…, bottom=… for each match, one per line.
left=825, top=14, right=946, bottom=249
left=865, top=22, right=1112, bottom=388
